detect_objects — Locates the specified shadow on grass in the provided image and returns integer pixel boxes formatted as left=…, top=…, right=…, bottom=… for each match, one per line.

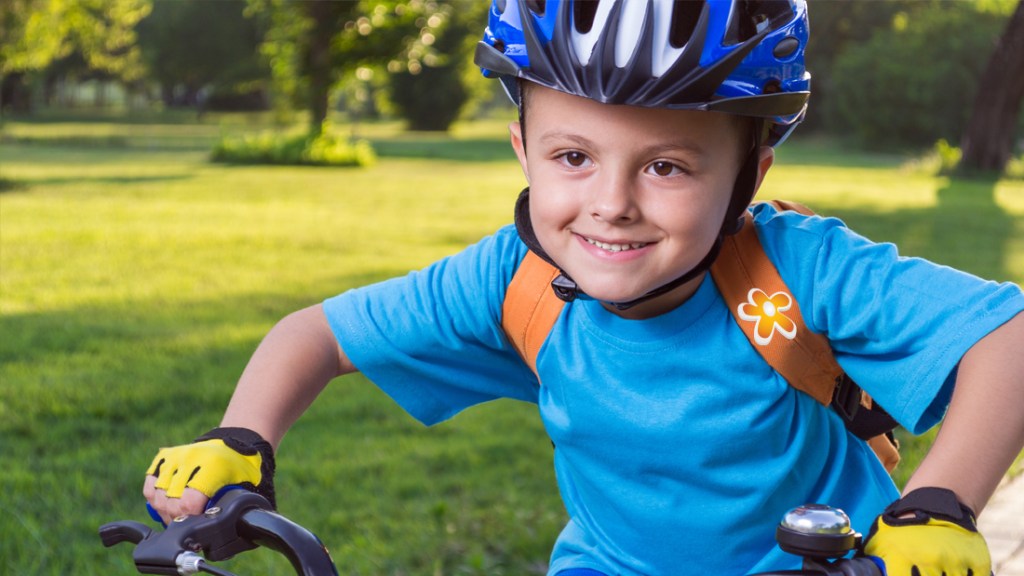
left=812, top=177, right=1013, bottom=283
left=14, top=174, right=196, bottom=189
left=367, top=136, right=513, bottom=163
left=0, top=177, right=29, bottom=193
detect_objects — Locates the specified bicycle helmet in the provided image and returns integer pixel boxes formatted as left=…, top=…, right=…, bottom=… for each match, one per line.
left=474, top=0, right=812, bottom=309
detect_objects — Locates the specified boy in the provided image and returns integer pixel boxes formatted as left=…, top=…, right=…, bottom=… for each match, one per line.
left=144, top=1, right=1024, bottom=574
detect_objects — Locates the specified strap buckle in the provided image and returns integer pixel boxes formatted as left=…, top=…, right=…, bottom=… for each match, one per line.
left=831, top=374, right=861, bottom=423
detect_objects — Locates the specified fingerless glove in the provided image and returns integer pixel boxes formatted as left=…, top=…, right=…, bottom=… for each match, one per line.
left=864, top=487, right=990, bottom=576
left=146, top=427, right=276, bottom=508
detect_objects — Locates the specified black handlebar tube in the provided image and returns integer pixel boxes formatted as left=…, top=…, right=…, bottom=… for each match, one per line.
left=235, top=507, right=338, bottom=576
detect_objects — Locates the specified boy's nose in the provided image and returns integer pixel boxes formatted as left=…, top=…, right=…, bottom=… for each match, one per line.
left=589, top=175, right=639, bottom=224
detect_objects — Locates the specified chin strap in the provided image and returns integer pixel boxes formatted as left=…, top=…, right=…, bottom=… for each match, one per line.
left=513, top=132, right=762, bottom=310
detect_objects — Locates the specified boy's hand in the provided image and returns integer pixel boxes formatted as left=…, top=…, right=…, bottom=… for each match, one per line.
left=863, top=487, right=991, bottom=576
left=143, top=427, right=276, bottom=524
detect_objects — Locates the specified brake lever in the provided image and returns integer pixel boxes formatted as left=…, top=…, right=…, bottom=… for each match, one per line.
left=100, top=491, right=272, bottom=574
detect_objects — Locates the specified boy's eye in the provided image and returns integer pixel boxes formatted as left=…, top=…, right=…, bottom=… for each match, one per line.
left=559, top=151, right=591, bottom=168
left=647, top=161, right=683, bottom=177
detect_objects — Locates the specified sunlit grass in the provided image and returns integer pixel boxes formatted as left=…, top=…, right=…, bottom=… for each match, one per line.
left=1, top=118, right=1021, bottom=575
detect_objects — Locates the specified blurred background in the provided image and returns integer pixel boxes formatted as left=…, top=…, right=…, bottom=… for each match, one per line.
left=2, top=1, right=1022, bottom=574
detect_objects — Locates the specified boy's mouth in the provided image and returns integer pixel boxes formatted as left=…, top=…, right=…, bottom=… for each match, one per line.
left=584, top=237, right=649, bottom=253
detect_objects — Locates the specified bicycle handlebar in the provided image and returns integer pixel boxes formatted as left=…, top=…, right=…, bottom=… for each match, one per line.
left=100, top=490, right=337, bottom=576
left=101, top=494, right=878, bottom=576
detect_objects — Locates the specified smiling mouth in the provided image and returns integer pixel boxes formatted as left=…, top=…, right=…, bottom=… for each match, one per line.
left=584, top=237, right=649, bottom=253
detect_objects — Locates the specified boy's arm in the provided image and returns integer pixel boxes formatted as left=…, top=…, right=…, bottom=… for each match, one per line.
left=144, top=304, right=354, bottom=521
left=863, top=311, right=1024, bottom=574
left=903, top=310, right=1024, bottom=513
left=221, top=303, right=355, bottom=450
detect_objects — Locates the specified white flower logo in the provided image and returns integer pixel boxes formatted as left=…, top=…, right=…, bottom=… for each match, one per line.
left=736, top=288, right=798, bottom=346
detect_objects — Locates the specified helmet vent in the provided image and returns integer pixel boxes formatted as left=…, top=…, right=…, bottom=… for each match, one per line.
left=773, top=36, right=799, bottom=59
left=668, top=0, right=704, bottom=48
left=525, top=0, right=546, bottom=16
left=724, top=0, right=794, bottom=46
left=572, top=0, right=599, bottom=34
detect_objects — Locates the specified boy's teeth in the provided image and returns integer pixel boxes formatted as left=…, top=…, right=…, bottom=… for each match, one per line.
left=586, top=238, right=647, bottom=252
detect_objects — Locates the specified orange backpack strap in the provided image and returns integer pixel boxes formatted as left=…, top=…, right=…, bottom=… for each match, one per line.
left=502, top=250, right=565, bottom=375
left=709, top=202, right=841, bottom=405
left=711, top=201, right=899, bottom=472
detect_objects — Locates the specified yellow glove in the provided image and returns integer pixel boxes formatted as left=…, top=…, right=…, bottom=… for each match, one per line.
left=864, top=487, right=990, bottom=576
left=146, top=427, right=276, bottom=507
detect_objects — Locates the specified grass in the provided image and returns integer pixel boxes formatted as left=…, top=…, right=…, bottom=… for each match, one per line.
left=1, top=116, right=1022, bottom=575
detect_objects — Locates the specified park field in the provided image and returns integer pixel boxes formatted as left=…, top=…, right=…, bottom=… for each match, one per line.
left=1, top=115, right=1022, bottom=575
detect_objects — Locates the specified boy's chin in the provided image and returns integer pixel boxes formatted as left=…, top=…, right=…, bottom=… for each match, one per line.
left=577, top=283, right=649, bottom=306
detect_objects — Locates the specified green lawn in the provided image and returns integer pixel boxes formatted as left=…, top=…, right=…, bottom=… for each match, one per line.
left=1, top=116, right=1022, bottom=575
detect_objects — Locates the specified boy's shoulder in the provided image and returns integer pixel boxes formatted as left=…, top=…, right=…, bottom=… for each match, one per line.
left=748, top=200, right=843, bottom=234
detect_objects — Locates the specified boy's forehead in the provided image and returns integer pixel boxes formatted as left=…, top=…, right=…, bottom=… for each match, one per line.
left=526, top=84, right=744, bottom=142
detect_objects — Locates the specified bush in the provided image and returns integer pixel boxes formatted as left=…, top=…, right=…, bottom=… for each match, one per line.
left=912, top=139, right=1023, bottom=180
left=389, top=63, right=469, bottom=131
left=827, top=4, right=1011, bottom=149
left=211, top=129, right=376, bottom=167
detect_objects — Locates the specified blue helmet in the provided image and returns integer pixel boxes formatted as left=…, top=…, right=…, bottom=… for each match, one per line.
left=474, top=0, right=811, bottom=146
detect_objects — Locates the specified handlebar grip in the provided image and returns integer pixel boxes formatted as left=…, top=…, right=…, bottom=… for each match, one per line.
left=99, top=520, right=154, bottom=547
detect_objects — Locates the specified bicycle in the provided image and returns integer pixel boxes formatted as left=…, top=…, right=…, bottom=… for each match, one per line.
left=100, top=490, right=884, bottom=575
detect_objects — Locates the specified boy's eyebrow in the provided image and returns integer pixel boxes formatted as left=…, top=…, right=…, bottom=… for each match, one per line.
left=538, top=131, right=709, bottom=158
left=538, top=131, right=597, bottom=149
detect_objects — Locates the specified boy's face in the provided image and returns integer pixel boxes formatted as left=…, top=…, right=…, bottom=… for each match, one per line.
left=510, top=84, right=773, bottom=319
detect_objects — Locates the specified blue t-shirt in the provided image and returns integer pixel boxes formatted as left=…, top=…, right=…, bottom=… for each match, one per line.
left=323, top=204, right=1023, bottom=575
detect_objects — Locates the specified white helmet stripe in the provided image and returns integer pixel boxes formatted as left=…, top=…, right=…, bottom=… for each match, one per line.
left=651, top=0, right=687, bottom=77
left=614, top=0, right=649, bottom=69
left=570, top=0, right=616, bottom=67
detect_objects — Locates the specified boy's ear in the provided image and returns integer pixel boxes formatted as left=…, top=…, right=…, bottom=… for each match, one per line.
left=751, top=146, right=775, bottom=198
left=509, top=121, right=530, bottom=183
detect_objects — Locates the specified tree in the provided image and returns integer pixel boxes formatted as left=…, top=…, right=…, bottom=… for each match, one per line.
left=958, top=0, right=1024, bottom=175
left=828, top=2, right=1012, bottom=149
left=135, top=0, right=268, bottom=109
left=247, top=0, right=457, bottom=135
left=0, top=0, right=151, bottom=112
left=386, top=1, right=489, bottom=130
left=803, top=0, right=927, bottom=132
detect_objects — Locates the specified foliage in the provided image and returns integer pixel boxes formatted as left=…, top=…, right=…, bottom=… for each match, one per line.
left=933, top=139, right=964, bottom=176
left=0, top=0, right=151, bottom=80
left=802, top=0, right=926, bottom=132
left=385, top=1, right=489, bottom=131
left=927, top=139, right=1024, bottom=181
left=827, top=2, right=1015, bottom=149
left=135, top=0, right=268, bottom=108
left=210, top=124, right=376, bottom=167
left=389, top=63, right=467, bottom=130
left=245, top=0, right=468, bottom=133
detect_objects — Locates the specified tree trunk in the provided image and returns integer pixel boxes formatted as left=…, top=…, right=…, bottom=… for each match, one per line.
left=959, top=0, right=1024, bottom=175
left=303, top=2, right=350, bottom=137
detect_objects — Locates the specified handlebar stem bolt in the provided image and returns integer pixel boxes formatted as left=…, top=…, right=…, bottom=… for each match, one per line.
left=205, top=507, right=222, bottom=516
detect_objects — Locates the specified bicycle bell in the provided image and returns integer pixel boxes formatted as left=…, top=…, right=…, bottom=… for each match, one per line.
left=775, top=504, right=859, bottom=560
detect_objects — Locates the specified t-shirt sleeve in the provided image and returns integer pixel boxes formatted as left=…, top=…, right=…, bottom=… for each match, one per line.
left=752, top=205, right=1024, bottom=434
left=322, top=225, right=539, bottom=426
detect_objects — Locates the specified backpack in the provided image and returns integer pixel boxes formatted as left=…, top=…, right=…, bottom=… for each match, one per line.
left=501, top=200, right=901, bottom=473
